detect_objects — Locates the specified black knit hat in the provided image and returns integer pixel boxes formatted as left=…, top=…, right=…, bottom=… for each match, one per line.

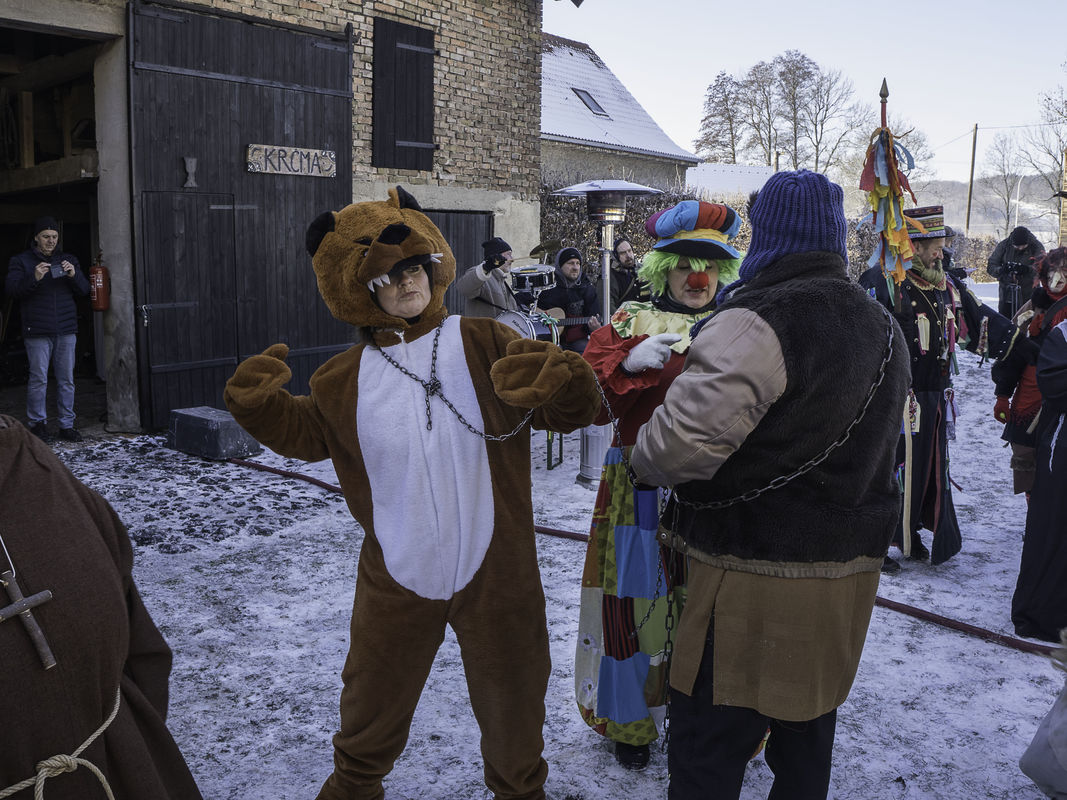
left=482, top=237, right=511, bottom=259
left=555, top=247, right=582, bottom=268
left=33, top=216, right=58, bottom=235
left=1010, top=227, right=1031, bottom=247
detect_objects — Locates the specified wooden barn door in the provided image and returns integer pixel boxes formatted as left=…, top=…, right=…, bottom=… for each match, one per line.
left=140, top=192, right=237, bottom=428
left=425, top=211, right=493, bottom=318
left=130, top=3, right=352, bottom=429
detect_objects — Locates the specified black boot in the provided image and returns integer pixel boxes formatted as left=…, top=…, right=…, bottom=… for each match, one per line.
left=908, top=533, right=930, bottom=562
left=614, top=741, right=650, bottom=770
left=881, top=556, right=901, bottom=574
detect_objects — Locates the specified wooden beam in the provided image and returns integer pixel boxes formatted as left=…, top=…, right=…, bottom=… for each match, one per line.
left=0, top=55, right=24, bottom=76
left=18, top=92, right=33, bottom=169
left=0, top=151, right=99, bottom=196
left=0, top=44, right=101, bottom=94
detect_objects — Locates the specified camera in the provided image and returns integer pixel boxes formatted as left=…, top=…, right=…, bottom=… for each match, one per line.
left=49, top=263, right=65, bottom=279
left=1003, top=261, right=1027, bottom=276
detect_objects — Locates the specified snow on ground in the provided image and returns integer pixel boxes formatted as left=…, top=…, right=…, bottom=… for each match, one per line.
left=51, top=291, right=1059, bottom=799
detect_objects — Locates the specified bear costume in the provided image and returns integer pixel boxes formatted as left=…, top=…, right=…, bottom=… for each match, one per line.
left=224, top=187, right=599, bottom=800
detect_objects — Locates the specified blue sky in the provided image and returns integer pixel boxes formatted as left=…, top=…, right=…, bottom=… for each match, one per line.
left=543, top=0, right=1066, bottom=183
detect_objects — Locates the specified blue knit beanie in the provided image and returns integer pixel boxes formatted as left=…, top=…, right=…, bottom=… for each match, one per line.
left=739, top=170, right=848, bottom=281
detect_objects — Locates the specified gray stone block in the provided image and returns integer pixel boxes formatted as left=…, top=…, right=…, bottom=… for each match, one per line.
left=166, top=406, right=262, bottom=460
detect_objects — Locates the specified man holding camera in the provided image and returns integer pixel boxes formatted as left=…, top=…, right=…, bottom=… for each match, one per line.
left=5, top=216, right=89, bottom=443
left=988, top=226, right=1045, bottom=319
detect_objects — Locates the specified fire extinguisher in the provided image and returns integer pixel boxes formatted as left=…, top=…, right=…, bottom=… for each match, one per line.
left=90, top=251, right=110, bottom=312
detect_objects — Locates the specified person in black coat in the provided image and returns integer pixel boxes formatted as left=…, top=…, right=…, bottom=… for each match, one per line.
left=988, top=226, right=1045, bottom=319
left=521, top=247, right=602, bottom=353
left=859, top=205, right=1023, bottom=572
left=4, top=216, right=89, bottom=443
left=598, top=237, right=649, bottom=315
left=1011, top=316, right=1067, bottom=642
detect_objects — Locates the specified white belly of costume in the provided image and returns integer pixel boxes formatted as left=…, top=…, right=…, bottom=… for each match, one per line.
left=357, top=316, right=494, bottom=600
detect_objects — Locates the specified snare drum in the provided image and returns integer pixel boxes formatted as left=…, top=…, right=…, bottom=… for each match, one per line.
left=510, top=265, right=556, bottom=294
left=495, top=310, right=538, bottom=339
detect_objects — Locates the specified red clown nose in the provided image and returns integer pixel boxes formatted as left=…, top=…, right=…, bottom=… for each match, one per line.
left=686, top=271, right=710, bottom=290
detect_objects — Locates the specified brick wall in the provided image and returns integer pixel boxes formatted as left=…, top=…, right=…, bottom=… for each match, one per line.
left=178, top=0, right=543, bottom=202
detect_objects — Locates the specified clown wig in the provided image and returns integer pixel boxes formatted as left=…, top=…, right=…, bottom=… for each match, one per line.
left=637, top=250, right=741, bottom=298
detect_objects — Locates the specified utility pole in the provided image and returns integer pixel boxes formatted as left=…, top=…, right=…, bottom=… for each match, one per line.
left=965, top=124, right=978, bottom=235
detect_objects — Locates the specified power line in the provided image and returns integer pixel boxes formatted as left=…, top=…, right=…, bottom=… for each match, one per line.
left=932, top=120, right=1065, bottom=152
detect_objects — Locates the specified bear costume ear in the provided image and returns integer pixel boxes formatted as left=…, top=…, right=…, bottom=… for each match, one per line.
left=395, top=185, right=422, bottom=211
left=306, top=211, right=335, bottom=257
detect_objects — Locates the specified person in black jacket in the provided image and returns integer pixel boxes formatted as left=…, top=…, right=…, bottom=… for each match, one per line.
left=988, top=226, right=1045, bottom=319
left=521, top=247, right=601, bottom=353
left=859, top=206, right=1023, bottom=572
left=598, top=237, right=649, bottom=315
left=4, top=216, right=89, bottom=443
left=1011, top=315, right=1067, bottom=642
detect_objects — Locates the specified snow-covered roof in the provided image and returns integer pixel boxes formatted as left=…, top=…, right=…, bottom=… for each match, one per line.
left=686, top=163, right=775, bottom=198
left=541, top=33, right=699, bottom=165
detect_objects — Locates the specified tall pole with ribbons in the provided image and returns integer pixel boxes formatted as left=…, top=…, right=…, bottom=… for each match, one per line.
left=859, top=79, right=920, bottom=312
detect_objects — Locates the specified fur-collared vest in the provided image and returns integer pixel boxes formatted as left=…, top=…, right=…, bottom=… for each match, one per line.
left=670, top=252, right=910, bottom=572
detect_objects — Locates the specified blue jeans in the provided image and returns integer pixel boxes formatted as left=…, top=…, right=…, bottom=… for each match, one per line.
left=25, top=334, right=77, bottom=428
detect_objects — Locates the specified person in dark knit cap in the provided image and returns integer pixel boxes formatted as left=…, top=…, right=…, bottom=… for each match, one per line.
left=4, top=216, right=90, bottom=443
left=988, top=225, right=1045, bottom=318
left=631, top=170, right=911, bottom=799
left=454, top=236, right=519, bottom=318
left=521, top=247, right=601, bottom=353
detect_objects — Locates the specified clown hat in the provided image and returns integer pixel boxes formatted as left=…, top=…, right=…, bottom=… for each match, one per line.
left=645, top=200, right=741, bottom=260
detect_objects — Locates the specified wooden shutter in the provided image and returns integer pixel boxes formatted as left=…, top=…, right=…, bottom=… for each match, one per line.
left=373, top=17, right=435, bottom=171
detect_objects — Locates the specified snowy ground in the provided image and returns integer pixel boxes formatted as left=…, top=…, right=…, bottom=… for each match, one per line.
left=50, top=286, right=1060, bottom=800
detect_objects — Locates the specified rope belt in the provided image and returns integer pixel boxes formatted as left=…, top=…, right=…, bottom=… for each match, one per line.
left=0, top=688, right=121, bottom=800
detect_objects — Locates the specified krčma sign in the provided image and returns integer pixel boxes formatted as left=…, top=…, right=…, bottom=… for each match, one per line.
left=246, top=144, right=336, bottom=178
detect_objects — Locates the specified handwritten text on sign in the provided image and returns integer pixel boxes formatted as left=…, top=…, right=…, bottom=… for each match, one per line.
left=246, top=144, right=336, bottom=178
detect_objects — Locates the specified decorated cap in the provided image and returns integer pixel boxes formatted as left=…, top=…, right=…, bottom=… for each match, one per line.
left=644, top=200, right=741, bottom=260
left=903, top=206, right=945, bottom=239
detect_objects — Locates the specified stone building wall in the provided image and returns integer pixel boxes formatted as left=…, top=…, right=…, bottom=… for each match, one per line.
left=542, top=139, right=695, bottom=192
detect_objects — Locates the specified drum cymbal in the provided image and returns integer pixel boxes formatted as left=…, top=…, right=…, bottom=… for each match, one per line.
left=529, top=240, right=562, bottom=259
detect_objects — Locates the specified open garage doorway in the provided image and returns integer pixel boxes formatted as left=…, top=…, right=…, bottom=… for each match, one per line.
left=0, top=23, right=109, bottom=428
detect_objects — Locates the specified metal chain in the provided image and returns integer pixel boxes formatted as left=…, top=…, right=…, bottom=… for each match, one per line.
left=376, top=320, right=535, bottom=441
left=661, top=551, right=677, bottom=751
left=633, top=309, right=897, bottom=513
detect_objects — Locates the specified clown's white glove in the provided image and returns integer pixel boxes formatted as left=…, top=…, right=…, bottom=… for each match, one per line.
left=621, top=333, right=682, bottom=374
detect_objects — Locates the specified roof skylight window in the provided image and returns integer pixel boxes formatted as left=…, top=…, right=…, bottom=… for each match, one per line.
left=571, top=88, right=610, bottom=117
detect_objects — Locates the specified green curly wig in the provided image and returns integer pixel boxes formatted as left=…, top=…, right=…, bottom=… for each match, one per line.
left=637, top=250, right=741, bottom=297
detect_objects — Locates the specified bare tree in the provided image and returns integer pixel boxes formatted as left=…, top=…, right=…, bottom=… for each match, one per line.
left=803, top=67, right=864, bottom=173
left=773, top=50, right=816, bottom=170
left=740, top=60, right=779, bottom=167
left=1020, top=123, right=1067, bottom=198
left=979, top=133, right=1026, bottom=238
left=694, top=71, right=744, bottom=163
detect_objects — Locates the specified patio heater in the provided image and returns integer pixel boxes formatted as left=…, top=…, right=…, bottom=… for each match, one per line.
left=552, top=180, right=662, bottom=486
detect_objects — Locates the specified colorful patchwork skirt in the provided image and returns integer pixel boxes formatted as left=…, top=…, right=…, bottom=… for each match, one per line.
left=574, top=445, right=686, bottom=746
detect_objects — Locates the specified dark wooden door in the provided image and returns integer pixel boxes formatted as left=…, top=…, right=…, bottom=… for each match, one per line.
left=130, top=4, right=352, bottom=428
left=140, top=192, right=236, bottom=428
left=425, top=211, right=493, bottom=318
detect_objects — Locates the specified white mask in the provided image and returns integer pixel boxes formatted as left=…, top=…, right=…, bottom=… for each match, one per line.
left=1049, top=272, right=1066, bottom=293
